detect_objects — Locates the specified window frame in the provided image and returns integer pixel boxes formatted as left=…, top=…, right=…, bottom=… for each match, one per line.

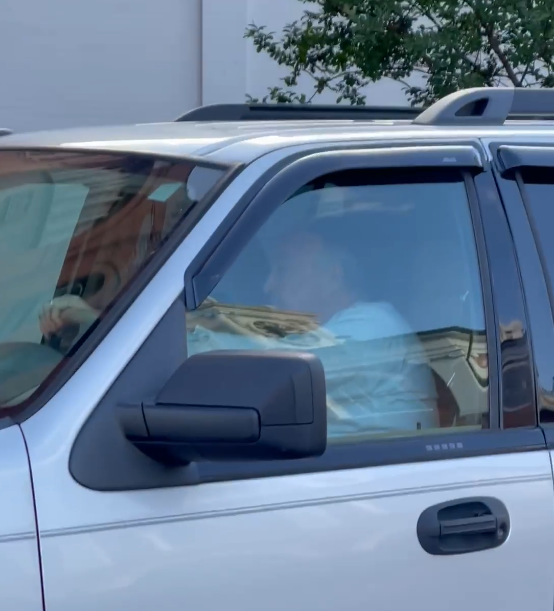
left=69, top=141, right=542, bottom=492
left=491, top=142, right=554, bottom=439
left=184, top=144, right=485, bottom=309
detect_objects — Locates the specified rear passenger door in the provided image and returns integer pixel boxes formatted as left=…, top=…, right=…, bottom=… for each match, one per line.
left=33, top=144, right=554, bottom=611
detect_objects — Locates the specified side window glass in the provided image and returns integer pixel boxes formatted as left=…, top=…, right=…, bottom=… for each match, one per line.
left=187, top=169, right=490, bottom=444
left=517, top=170, right=554, bottom=423
left=521, top=172, right=554, bottom=286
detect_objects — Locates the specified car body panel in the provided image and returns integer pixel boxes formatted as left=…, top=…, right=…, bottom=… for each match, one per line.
left=4, top=121, right=554, bottom=165
left=29, top=451, right=554, bottom=611
left=0, top=424, right=44, bottom=611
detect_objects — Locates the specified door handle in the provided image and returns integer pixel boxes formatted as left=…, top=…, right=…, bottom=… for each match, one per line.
left=417, top=497, right=510, bottom=556
left=439, top=514, right=497, bottom=536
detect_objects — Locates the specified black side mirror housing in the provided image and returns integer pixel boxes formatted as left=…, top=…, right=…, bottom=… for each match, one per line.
left=119, top=350, right=327, bottom=466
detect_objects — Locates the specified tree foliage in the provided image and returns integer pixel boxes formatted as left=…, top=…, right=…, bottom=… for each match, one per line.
left=244, top=0, right=554, bottom=106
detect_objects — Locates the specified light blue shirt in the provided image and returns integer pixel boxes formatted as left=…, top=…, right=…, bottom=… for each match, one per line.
left=187, top=302, right=438, bottom=440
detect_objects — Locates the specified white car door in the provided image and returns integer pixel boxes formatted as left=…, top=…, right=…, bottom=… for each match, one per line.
left=15, top=144, right=554, bottom=611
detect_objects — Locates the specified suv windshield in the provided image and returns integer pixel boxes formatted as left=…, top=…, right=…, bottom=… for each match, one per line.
left=0, top=149, right=227, bottom=408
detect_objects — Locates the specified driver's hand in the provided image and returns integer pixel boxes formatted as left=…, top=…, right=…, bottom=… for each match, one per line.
left=39, top=295, right=99, bottom=338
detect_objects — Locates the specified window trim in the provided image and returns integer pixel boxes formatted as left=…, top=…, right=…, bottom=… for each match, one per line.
left=0, top=147, right=243, bottom=424
left=464, top=172, right=500, bottom=428
left=491, top=142, right=554, bottom=432
left=196, top=428, right=544, bottom=484
left=513, top=171, right=554, bottom=326
left=185, top=140, right=488, bottom=304
left=185, top=145, right=485, bottom=309
left=69, top=142, right=542, bottom=492
left=515, top=170, right=554, bottom=318
left=497, top=144, right=554, bottom=174
left=472, top=168, right=536, bottom=429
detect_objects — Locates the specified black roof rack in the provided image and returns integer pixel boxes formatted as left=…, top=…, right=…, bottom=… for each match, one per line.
left=176, top=103, right=420, bottom=122
left=176, top=89, right=554, bottom=127
left=414, top=87, right=554, bottom=126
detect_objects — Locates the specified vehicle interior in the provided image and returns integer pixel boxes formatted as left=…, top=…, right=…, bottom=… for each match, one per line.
left=0, top=151, right=212, bottom=407
left=208, top=169, right=489, bottom=431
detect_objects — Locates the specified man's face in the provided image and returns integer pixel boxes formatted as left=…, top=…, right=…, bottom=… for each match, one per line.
left=264, top=232, right=338, bottom=313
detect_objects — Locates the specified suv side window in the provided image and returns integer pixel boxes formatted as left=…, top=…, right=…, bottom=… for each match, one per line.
left=519, top=170, right=554, bottom=288
left=515, top=169, right=554, bottom=424
left=187, top=169, right=490, bottom=443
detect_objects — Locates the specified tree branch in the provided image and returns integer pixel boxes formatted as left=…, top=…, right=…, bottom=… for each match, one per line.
left=485, top=27, right=522, bottom=86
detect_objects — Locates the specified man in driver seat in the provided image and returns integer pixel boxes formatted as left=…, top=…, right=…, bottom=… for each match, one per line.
left=263, top=230, right=438, bottom=438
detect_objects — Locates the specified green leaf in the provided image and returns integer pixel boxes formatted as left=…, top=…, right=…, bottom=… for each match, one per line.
left=244, top=0, right=554, bottom=105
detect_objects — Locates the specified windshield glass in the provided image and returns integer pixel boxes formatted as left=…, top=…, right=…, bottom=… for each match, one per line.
left=0, top=149, right=227, bottom=408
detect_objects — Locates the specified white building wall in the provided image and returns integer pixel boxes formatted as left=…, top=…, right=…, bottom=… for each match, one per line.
left=1, top=0, right=202, bottom=131
left=1, top=0, right=408, bottom=133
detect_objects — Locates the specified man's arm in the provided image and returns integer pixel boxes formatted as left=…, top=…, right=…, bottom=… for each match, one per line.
left=39, top=295, right=100, bottom=339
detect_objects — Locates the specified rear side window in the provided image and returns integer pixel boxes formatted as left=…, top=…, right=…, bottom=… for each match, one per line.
left=0, top=150, right=227, bottom=408
left=187, top=169, right=491, bottom=443
left=518, top=171, right=554, bottom=424
left=521, top=171, right=554, bottom=286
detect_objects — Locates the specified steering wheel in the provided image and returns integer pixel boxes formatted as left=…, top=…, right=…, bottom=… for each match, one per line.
left=0, top=341, right=63, bottom=405
left=43, top=323, right=81, bottom=355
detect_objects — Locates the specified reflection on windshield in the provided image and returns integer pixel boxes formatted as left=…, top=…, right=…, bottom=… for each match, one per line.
left=0, top=150, right=225, bottom=408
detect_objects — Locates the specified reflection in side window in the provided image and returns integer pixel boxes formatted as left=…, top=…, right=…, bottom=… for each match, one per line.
left=187, top=169, right=490, bottom=444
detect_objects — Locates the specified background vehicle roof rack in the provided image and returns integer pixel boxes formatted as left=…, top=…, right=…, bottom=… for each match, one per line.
left=176, top=103, right=420, bottom=122
left=414, top=87, right=554, bottom=126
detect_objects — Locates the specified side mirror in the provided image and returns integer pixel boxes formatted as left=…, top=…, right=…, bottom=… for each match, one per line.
left=119, top=350, right=327, bottom=466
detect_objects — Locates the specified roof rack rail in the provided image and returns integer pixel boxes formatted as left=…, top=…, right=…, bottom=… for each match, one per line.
left=176, top=103, right=420, bottom=122
left=414, top=87, right=554, bottom=126
left=0, top=129, right=12, bottom=137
